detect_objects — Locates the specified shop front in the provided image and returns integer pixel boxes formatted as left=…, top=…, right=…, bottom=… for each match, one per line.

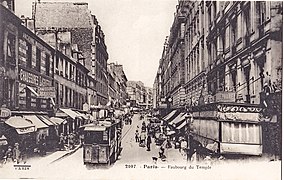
left=3, top=116, right=36, bottom=154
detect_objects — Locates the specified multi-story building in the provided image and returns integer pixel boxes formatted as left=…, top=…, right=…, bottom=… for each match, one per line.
left=1, top=1, right=54, bottom=114
left=155, top=1, right=282, bottom=157
left=33, top=1, right=109, bottom=107
left=108, top=63, right=128, bottom=107
left=159, top=4, right=187, bottom=111
left=127, top=81, right=152, bottom=110
left=92, top=17, right=109, bottom=106
left=0, top=1, right=59, bottom=150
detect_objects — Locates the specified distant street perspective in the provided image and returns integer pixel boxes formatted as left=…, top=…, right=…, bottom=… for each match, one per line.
left=0, top=0, right=282, bottom=180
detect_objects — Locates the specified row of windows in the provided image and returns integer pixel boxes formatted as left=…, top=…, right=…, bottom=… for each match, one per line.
left=55, top=82, right=86, bottom=109
left=55, top=55, right=87, bottom=87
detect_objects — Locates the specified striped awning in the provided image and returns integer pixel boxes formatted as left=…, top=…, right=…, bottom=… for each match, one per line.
left=176, top=121, right=187, bottom=130
left=37, top=115, right=55, bottom=126
left=169, top=113, right=185, bottom=125
left=163, top=110, right=177, bottom=122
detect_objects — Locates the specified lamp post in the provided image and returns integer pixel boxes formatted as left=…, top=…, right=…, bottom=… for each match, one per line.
left=185, top=108, right=193, bottom=162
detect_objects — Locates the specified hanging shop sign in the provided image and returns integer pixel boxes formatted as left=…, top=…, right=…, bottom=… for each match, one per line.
left=0, top=108, right=11, bottom=119
left=38, top=87, right=56, bottom=98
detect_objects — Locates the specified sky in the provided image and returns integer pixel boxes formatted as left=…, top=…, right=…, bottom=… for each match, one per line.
left=15, top=0, right=178, bottom=87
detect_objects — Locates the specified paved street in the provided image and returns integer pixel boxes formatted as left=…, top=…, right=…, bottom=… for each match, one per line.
left=0, top=114, right=281, bottom=179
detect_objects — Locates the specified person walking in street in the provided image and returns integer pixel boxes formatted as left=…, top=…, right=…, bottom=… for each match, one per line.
left=59, top=133, right=65, bottom=150
left=159, top=146, right=165, bottom=159
left=140, top=131, right=146, bottom=147
left=146, top=135, right=152, bottom=151
left=68, top=132, right=75, bottom=150
left=180, top=139, right=187, bottom=156
left=13, top=143, right=21, bottom=164
left=135, top=130, right=139, bottom=143
left=4, top=146, right=13, bottom=164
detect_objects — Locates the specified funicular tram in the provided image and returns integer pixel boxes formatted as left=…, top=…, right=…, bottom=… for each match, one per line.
left=81, top=117, right=122, bottom=166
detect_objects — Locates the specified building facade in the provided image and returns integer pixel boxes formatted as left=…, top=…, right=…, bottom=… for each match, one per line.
left=127, top=81, right=153, bottom=110
left=33, top=1, right=109, bottom=107
left=154, top=1, right=282, bottom=157
left=1, top=2, right=55, bottom=114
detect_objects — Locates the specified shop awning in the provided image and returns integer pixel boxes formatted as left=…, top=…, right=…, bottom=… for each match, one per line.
left=49, top=117, right=67, bottom=125
left=163, top=110, right=178, bottom=122
left=5, top=116, right=36, bottom=134
left=24, top=115, right=49, bottom=130
left=176, top=121, right=187, bottom=130
left=75, top=111, right=89, bottom=120
left=60, top=108, right=81, bottom=120
left=169, top=113, right=185, bottom=125
left=37, top=115, right=55, bottom=126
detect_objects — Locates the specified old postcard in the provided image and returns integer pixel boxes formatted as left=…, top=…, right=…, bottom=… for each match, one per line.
left=0, top=0, right=282, bottom=179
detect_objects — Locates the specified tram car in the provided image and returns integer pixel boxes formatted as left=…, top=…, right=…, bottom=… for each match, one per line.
left=190, top=102, right=263, bottom=156
left=81, top=119, right=122, bottom=165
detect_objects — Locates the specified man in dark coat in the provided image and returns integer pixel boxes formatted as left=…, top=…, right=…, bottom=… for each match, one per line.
left=146, top=135, right=152, bottom=151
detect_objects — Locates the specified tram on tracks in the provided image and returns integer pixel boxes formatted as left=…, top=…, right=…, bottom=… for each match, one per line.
left=81, top=118, right=122, bottom=166
left=190, top=102, right=263, bottom=156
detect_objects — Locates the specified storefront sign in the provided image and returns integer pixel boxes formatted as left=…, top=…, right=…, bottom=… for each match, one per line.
left=19, top=68, right=52, bottom=86
left=16, top=126, right=35, bottom=134
left=19, top=69, right=39, bottom=86
left=0, top=108, right=11, bottom=119
left=38, top=87, right=56, bottom=98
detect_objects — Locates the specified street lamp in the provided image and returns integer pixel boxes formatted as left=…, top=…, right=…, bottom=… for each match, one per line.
left=185, top=108, right=193, bottom=162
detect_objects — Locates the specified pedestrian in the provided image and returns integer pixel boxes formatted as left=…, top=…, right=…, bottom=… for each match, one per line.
left=4, top=146, right=13, bottom=164
left=13, top=143, right=21, bottom=164
left=69, top=132, right=75, bottom=150
left=135, top=130, right=139, bottom=143
left=59, top=133, right=65, bottom=150
left=129, top=118, right=132, bottom=125
left=180, top=139, right=187, bottom=156
left=140, top=132, right=146, bottom=147
left=159, top=146, right=165, bottom=159
left=146, top=135, right=152, bottom=151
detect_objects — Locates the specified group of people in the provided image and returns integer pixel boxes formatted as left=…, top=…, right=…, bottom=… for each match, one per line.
left=58, top=132, right=79, bottom=151
left=135, top=121, right=153, bottom=151
left=0, top=143, right=23, bottom=166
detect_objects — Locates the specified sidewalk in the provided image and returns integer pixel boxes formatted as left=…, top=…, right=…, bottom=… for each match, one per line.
left=27, top=144, right=81, bottom=165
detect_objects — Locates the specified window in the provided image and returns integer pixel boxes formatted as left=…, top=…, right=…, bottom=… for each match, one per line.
left=26, top=41, right=32, bottom=68
left=244, top=3, right=251, bottom=35
left=36, top=48, right=41, bottom=72
left=231, top=18, right=237, bottom=44
left=256, top=1, right=266, bottom=36
left=208, top=6, right=212, bottom=26
left=60, top=84, right=63, bottom=106
left=257, top=1, right=266, bottom=25
left=45, top=54, right=50, bottom=76
left=7, top=33, right=16, bottom=65
left=55, top=56, right=59, bottom=74
left=65, top=86, right=68, bottom=106
left=26, top=88, right=31, bottom=109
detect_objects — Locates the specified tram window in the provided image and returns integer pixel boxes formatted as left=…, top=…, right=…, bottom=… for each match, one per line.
left=103, top=131, right=108, bottom=141
left=84, top=131, right=108, bottom=144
